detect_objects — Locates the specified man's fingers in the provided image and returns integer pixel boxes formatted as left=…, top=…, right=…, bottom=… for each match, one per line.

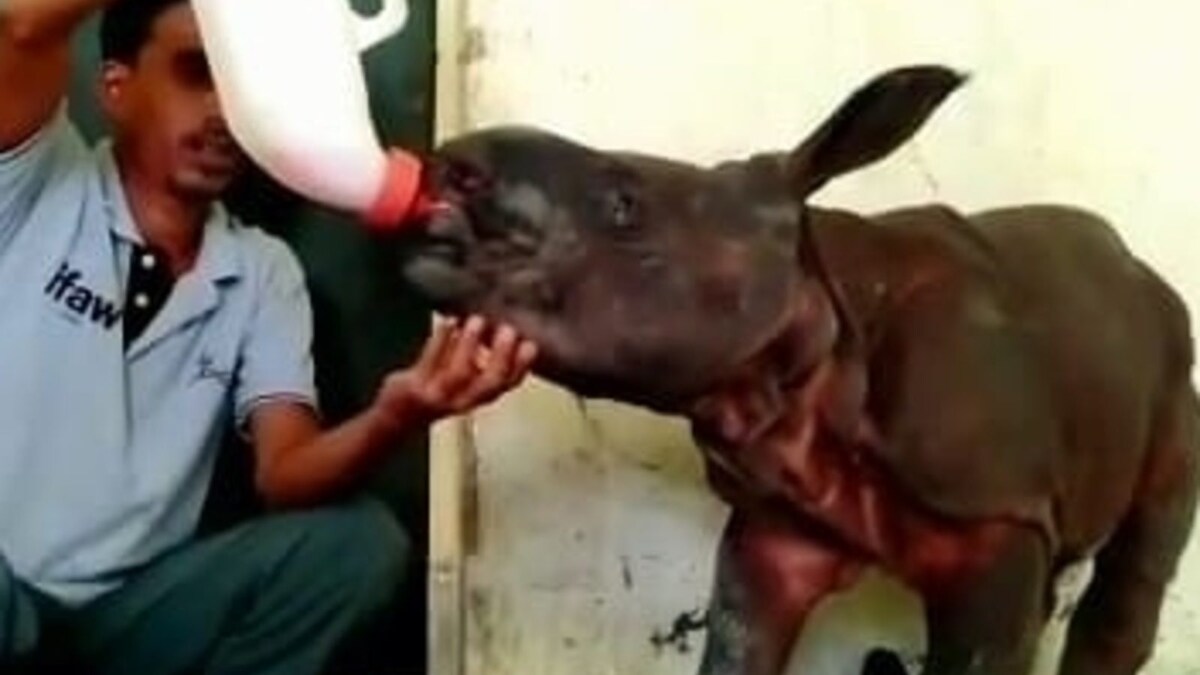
left=452, top=326, right=537, bottom=408
left=440, top=315, right=487, bottom=392
left=407, top=315, right=541, bottom=415
left=483, top=324, right=519, bottom=368
left=415, top=316, right=457, bottom=373
left=452, top=325, right=514, bottom=403
left=477, top=326, right=534, bottom=389
left=508, top=340, right=538, bottom=387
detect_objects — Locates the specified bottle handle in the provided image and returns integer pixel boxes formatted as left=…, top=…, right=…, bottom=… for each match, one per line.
left=352, top=0, right=410, bottom=52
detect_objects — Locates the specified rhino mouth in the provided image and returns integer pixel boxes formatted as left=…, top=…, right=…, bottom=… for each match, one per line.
left=417, top=207, right=471, bottom=263
left=396, top=156, right=500, bottom=307
left=423, top=158, right=494, bottom=250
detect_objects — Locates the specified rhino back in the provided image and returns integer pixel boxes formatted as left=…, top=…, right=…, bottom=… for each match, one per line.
left=862, top=203, right=1188, bottom=551
left=972, top=206, right=1191, bottom=544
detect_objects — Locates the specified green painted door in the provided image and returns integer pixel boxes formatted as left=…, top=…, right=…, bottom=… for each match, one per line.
left=68, top=1, right=437, bottom=670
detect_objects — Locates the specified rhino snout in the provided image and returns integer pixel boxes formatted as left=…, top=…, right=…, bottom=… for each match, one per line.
left=423, top=204, right=474, bottom=258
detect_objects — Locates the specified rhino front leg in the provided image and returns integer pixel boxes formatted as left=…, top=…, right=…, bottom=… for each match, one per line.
left=918, top=525, right=1049, bottom=675
left=699, top=510, right=863, bottom=675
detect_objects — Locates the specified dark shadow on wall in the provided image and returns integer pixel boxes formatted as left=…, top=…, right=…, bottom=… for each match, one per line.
left=67, top=1, right=437, bottom=672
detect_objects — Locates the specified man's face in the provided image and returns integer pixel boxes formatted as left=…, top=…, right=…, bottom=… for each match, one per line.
left=100, top=3, right=243, bottom=200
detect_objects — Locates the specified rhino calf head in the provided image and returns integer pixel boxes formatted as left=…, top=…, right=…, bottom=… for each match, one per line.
left=396, top=65, right=964, bottom=411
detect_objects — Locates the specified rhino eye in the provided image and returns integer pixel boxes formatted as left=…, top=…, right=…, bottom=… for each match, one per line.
left=606, top=190, right=638, bottom=228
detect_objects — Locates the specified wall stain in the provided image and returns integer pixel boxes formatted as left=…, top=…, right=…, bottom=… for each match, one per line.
left=459, top=26, right=487, bottom=66
left=650, top=608, right=708, bottom=655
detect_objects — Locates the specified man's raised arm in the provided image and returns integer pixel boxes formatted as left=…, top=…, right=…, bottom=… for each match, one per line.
left=0, top=0, right=113, bottom=151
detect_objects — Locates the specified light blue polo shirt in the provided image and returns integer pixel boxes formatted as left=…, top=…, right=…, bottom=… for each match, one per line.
left=0, top=107, right=319, bottom=606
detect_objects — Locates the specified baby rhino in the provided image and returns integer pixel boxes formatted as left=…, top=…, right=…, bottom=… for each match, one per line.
left=395, top=65, right=1199, bottom=675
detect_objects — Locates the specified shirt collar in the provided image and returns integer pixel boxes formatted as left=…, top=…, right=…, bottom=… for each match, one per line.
left=96, top=140, right=242, bottom=284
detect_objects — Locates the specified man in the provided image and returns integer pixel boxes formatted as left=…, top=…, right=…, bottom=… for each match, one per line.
left=0, top=0, right=537, bottom=672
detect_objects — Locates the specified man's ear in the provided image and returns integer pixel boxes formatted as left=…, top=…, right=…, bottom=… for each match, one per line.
left=789, top=65, right=966, bottom=198
left=96, top=61, right=134, bottom=122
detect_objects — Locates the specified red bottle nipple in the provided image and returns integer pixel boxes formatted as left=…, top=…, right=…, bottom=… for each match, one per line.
left=364, top=149, right=441, bottom=231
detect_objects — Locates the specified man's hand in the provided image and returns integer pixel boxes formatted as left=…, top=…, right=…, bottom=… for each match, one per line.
left=371, top=315, right=538, bottom=431
left=250, top=315, right=535, bottom=508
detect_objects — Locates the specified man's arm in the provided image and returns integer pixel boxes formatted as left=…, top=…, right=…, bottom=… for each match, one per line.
left=248, top=316, right=537, bottom=509
left=0, top=0, right=110, bottom=151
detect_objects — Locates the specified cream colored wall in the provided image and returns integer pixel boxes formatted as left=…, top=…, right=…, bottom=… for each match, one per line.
left=433, top=1, right=1200, bottom=673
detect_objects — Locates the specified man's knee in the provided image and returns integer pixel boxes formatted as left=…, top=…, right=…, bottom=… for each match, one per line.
left=0, top=553, right=41, bottom=661
left=0, top=552, right=15, bottom=604
left=291, top=498, right=412, bottom=604
left=0, top=554, right=15, bottom=640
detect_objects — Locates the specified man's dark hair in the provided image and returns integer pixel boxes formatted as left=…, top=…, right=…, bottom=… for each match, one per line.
left=100, top=0, right=189, bottom=64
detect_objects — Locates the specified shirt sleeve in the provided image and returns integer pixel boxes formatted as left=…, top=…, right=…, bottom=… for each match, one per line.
left=233, top=236, right=321, bottom=430
left=0, top=106, right=89, bottom=252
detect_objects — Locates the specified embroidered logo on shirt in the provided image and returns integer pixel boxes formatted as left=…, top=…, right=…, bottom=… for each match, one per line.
left=195, top=353, right=234, bottom=387
left=43, top=262, right=123, bottom=330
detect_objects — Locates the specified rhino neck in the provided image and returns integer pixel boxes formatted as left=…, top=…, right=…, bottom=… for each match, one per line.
left=801, top=207, right=905, bottom=358
left=684, top=207, right=903, bottom=448
left=686, top=279, right=846, bottom=445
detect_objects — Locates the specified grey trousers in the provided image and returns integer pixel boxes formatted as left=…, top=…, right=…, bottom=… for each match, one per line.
left=0, top=498, right=410, bottom=675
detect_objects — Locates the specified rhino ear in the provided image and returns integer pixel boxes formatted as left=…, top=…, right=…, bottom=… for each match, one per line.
left=788, top=65, right=966, bottom=198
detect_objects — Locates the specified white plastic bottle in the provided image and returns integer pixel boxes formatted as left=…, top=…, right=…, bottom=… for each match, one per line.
left=191, top=0, right=431, bottom=229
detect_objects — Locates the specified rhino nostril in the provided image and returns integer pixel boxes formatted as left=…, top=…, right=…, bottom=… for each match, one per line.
left=427, top=205, right=472, bottom=240
left=441, top=157, right=493, bottom=196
